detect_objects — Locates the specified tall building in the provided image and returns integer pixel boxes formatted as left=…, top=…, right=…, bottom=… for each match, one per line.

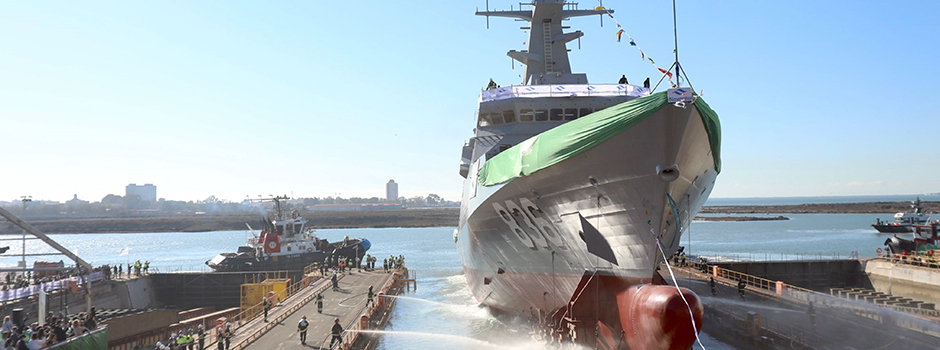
left=386, top=180, right=398, bottom=202
left=126, top=183, right=157, bottom=202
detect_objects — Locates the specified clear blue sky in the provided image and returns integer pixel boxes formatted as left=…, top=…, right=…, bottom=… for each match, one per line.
left=2, top=1, right=938, bottom=203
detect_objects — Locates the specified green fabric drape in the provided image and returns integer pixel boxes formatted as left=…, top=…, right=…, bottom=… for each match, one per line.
left=477, top=91, right=721, bottom=186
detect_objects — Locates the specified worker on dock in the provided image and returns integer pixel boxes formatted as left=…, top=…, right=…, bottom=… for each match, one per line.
left=383, top=258, right=388, bottom=273
left=263, top=299, right=271, bottom=322
left=330, top=318, right=343, bottom=348
left=737, top=278, right=746, bottom=300
left=317, top=293, right=324, bottom=313
left=709, top=277, right=717, bottom=296
left=223, top=322, right=233, bottom=350
left=197, top=324, right=205, bottom=350
left=331, top=272, right=339, bottom=292
left=366, top=286, right=375, bottom=307
left=297, top=315, right=309, bottom=345
left=807, top=301, right=817, bottom=329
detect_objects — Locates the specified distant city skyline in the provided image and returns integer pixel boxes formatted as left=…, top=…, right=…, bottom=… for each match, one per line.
left=2, top=1, right=939, bottom=203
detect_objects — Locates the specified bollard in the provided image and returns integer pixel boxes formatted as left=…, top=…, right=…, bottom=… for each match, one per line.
left=360, top=314, right=369, bottom=330
left=376, top=292, right=386, bottom=308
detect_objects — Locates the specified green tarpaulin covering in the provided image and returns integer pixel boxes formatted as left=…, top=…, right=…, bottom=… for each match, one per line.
left=477, top=91, right=721, bottom=186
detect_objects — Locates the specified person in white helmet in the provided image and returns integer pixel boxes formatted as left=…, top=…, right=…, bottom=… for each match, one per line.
left=297, top=316, right=309, bottom=345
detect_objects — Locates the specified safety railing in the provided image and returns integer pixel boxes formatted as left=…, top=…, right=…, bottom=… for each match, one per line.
left=875, top=251, right=940, bottom=269
left=479, top=84, right=649, bottom=102
left=689, top=251, right=861, bottom=263
left=705, top=263, right=778, bottom=293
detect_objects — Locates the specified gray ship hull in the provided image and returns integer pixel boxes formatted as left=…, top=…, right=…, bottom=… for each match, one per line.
left=457, top=99, right=717, bottom=316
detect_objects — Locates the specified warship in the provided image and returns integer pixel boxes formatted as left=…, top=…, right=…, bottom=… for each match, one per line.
left=456, top=1, right=721, bottom=349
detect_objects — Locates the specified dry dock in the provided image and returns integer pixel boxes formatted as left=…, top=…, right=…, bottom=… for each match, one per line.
left=670, top=259, right=940, bottom=350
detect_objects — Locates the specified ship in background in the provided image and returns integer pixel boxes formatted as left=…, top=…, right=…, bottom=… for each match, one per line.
left=456, top=1, right=721, bottom=349
left=872, top=197, right=932, bottom=234
left=206, top=196, right=370, bottom=272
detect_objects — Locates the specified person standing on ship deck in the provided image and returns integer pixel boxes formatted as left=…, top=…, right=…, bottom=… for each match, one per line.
left=618, top=75, right=628, bottom=84
left=486, top=78, right=498, bottom=90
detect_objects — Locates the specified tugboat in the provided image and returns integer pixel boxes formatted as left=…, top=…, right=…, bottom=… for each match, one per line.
left=872, top=197, right=931, bottom=233
left=206, top=196, right=370, bottom=272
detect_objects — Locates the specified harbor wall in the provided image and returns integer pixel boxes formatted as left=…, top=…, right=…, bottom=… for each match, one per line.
left=712, top=259, right=870, bottom=291
left=863, top=259, right=940, bottom=306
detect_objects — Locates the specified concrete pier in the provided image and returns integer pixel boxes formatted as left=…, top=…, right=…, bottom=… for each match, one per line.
left=233, top=268, right=402, bottom=350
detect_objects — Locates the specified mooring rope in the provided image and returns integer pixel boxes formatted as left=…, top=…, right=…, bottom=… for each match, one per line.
left=656, top=237, right=707, bottom=350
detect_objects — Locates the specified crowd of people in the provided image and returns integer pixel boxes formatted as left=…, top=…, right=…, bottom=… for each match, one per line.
left=2, top=264, right=114, bottom=292
left=108, top=260, right=150, bottom=279
left=0, top=308, right=98, bottom=350
left=316, top=253, right=405, bottom=276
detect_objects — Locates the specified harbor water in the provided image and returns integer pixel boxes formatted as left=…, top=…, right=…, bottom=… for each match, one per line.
left=0, top=214, right=902, bottom=349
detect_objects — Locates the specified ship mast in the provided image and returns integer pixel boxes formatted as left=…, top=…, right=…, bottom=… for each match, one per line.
left=477, top=0, right=609, bottom=85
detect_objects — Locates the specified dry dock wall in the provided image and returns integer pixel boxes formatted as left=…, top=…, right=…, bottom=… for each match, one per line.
left=863, top=259, right=940, bottom=306
left=713, top=259, right=870, bottom=291
left=150, top=271, right=304, bottom=310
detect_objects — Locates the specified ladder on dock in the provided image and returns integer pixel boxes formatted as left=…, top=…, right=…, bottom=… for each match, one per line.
left=399, top=269, right=417, bottom=291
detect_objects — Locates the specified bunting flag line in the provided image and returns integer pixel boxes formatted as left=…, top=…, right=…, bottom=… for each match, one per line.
left=595, top=1, right=674, bottom=85
left=657, top=68, right=673, bottom=79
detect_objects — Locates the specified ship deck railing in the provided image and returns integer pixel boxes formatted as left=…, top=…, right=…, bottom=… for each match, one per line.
left=479, top=83, right=649, bottom=102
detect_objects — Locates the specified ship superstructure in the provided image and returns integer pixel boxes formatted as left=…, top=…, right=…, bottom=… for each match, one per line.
left=457, top=1, right=722, bottom=349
